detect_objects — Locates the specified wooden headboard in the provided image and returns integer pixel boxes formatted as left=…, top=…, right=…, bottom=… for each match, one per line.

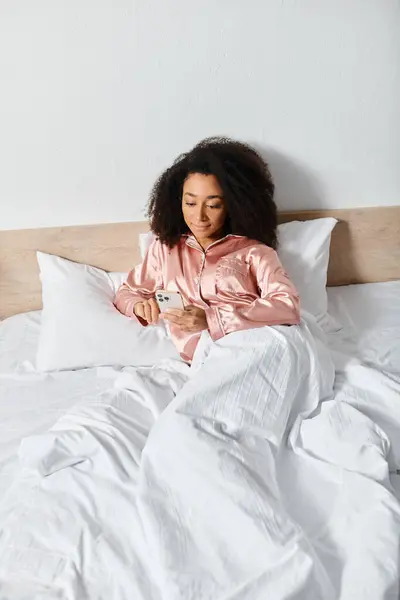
left=0, top=206, right=399, bottom=319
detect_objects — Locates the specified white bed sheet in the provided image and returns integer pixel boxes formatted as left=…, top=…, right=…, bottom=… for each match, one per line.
left=327, top=280, right=400, bottom=501
left=0, top=367, right=123, bottom=497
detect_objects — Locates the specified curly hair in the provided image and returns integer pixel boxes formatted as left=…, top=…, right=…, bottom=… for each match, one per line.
left=147, top=136, right=277, bottom=249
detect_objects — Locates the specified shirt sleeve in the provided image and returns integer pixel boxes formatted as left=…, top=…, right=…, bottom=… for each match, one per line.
left=114, top=239, right=164, bottom=322
left=206, top=247, right=300, bottom=341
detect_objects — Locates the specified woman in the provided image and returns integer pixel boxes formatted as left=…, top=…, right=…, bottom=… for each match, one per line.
left=115, top=137, right=300, bottom=362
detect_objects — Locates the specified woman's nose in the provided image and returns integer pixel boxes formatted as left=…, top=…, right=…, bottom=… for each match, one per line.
left=197, top=205, right=207, bottom=221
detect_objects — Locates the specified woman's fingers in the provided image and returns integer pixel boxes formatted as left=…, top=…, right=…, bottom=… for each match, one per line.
left=144, top=302, right=153, bottom=324
left=135, top=302, right=206, bottom=331
left=162, top=310, right=200, bottom=332
left=164, top=309, right=185, bottom=317
left=134, top=299, right=161, bottom=324
left=161, top=311, right=181, bottom=325
left=134, top=302, right=145, bottom=320
left=149, top=298, right=160, bottom=324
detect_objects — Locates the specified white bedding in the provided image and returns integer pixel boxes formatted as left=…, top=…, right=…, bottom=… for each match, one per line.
left=0, top=367, right=123, bottom=497
left=0, top=311, right=41, bottom=374
left=326, top=280, right=400, bottom=504
left=327, top=280, right=400, bottom=376
left=3, top=280, right=399, bottom=378
left=0, top=283, right=399, bottom=599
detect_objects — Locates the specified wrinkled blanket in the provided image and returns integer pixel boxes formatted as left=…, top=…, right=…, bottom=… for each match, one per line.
left=0, top=322, right=399, bottom=599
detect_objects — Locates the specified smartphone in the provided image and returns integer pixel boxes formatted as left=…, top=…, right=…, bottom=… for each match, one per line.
left=155, top=290, right=184, bottom=312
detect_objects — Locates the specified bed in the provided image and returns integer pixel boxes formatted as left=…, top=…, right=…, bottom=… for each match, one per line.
left=0, top=206, right=399, bottom=599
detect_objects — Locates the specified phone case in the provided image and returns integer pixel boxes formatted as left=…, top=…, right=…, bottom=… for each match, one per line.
left=155, top=290, right=184, bottom=311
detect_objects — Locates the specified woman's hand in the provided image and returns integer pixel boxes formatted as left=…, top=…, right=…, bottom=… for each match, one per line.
left=133, top=298, right=160, bottom=325
left=161, top=305, right=208, bottom=333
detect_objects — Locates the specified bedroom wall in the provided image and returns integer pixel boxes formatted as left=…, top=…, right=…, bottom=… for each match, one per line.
left=0, top=0, right=399, bottom=231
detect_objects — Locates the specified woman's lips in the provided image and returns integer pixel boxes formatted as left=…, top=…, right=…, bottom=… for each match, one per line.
left=192, top=224, right=210, bottom=231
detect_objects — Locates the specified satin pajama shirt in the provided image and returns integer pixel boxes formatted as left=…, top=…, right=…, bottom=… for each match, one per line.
left=115, top=234, right=300, bottom=362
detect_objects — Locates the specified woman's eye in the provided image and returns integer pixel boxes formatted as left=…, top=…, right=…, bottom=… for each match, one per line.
left=207, top=205, right=221, bottom=210
left=185, top=202, right=196, bottom=207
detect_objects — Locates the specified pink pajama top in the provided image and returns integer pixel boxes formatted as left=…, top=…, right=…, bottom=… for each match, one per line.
left=115, top=234, right=300, bottom=362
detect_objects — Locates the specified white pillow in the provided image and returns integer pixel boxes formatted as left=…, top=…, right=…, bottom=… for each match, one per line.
left=139, top=218, right=337, bottom=329
left=139, top=231, right=155, bottom=258
left=277, top=218, right=337, bottom=330
left=36, top=252, right=181, bottom=372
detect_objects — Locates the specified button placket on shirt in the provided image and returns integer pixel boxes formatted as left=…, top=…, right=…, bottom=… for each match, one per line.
left=197, top=253, right=208, bottom=306
left=185, top=238, right=205, bottom=291
left=185, top=235, right=240, bottom=307
left=193, top=254, right=204, bottom=286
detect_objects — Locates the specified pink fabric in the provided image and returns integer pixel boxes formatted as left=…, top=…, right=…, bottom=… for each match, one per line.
left=115, top=235, right=300, bottom=362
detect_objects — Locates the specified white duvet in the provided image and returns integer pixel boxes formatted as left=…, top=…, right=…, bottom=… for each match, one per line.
left=0, top=321, right=399, bottom=599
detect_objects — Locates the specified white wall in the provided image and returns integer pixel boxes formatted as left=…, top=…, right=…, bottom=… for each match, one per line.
left=1, top=0, right=399, bottom=230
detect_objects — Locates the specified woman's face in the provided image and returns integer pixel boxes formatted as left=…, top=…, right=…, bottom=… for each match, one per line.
left=182, top=173, right=227, bottom=245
